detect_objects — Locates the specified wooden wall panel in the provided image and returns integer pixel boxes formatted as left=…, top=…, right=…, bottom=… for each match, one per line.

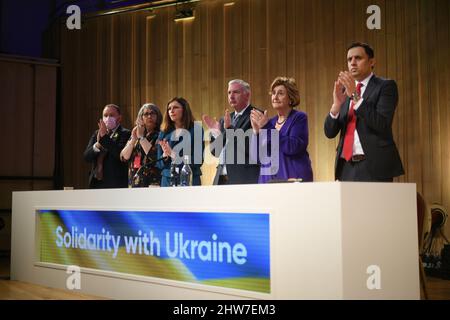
left=0, top=62, right=34, bottom=177
left=0, top=56, right=57, bottom=253
left=0, top=59, right=56, bottom=179
left=34, top=65, right=56, bottom=177
left=59, top=0, right=450, bottom=235
left=0, top=181, right=30, bottom=210
left=437, top=0, right=450, bottom=218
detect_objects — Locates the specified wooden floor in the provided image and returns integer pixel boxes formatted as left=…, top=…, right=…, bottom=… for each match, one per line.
left=0, top=256, right=449, bottom=300
left=0, top=255, right=105, bottom=300
left=425, top=276, right=450, bottom=300
left=0, top=279, right=106, bottom=300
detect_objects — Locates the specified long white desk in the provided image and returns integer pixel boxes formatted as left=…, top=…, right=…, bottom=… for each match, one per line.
left=11, top=182, right=419, bottom=299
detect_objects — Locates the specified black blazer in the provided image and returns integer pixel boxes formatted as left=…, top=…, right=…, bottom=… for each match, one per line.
left=210, top=105, right=260, bottom=185
left=83, top=125, right=131, bottom=188
left=324, top=75, right=404, bottom=180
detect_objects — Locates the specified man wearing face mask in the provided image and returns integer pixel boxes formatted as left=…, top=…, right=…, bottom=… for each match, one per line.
left=84, top=104, right=131, bottom=188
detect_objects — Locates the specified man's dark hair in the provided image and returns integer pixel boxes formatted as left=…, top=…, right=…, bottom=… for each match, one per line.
left=347, top=42, right=374, bottom=59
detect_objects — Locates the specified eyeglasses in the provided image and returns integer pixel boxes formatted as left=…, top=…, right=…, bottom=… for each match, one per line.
left=143, top=112, right=157, bottom=117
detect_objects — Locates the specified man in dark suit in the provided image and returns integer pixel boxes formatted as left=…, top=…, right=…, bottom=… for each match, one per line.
left=84, top=104, right=131, bottom=188
left=324, top=42, right=404, bottom=182
left=203, top=79, right=260, bottom=185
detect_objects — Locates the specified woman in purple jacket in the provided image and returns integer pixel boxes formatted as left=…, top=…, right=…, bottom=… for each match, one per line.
left=250, top=77, right=313, bottom=183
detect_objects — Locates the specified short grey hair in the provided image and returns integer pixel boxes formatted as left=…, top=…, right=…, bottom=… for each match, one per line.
left=228, top=79, right=251, bottom=93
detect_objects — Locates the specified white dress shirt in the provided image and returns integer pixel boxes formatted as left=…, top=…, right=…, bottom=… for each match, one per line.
left=216, top=104, right=250, bottom=175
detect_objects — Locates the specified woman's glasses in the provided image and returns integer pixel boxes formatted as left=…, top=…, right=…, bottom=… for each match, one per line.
left=143, top=111, right=157, bottom=117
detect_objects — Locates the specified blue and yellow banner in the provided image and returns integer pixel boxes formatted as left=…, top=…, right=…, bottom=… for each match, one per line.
left=38, top=209, right=270, bottom=293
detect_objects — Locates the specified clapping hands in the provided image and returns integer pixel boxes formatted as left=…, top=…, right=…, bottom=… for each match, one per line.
left=202, top=114, right=221, bottom=136
left=97, top=118, right=107, bottom=139
left=158, top=139, right=174, bottom=159
left=250, top=109, right=269, bottom=134
left=331, top=71, right=356, bottom=116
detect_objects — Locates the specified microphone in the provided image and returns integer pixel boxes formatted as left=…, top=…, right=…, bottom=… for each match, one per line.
left=132, top=156, right=167, bottom=181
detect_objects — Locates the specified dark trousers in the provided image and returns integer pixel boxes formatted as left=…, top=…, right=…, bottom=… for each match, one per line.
left=218, top=175, right=229, bottom=185
left=336, top=158, right=393, bottom=182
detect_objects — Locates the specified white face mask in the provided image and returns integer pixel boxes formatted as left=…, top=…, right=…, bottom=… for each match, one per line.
left=103, top=116, right=117, bottom=130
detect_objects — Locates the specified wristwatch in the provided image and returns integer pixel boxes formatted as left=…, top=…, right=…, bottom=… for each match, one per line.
left=139, top=136, right=146, bottom=141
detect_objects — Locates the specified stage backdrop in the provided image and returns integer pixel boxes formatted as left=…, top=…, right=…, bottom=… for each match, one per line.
left=56, top=0, right=450, bottom=236
left=0, top=55, right=57, bottom=251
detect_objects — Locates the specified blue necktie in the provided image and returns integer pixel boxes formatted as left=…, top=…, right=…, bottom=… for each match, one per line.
left=232, top=114, right=240, bottom=127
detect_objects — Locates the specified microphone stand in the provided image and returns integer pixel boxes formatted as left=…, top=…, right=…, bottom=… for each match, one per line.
left=132, top=156, right=168, bottom=185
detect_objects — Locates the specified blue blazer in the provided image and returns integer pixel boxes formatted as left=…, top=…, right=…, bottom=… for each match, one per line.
left=156, top=125, right=204, bottom=186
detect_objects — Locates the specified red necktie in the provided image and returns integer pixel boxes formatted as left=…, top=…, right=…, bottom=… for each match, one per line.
left=342, top=82, right=363, bottom=161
